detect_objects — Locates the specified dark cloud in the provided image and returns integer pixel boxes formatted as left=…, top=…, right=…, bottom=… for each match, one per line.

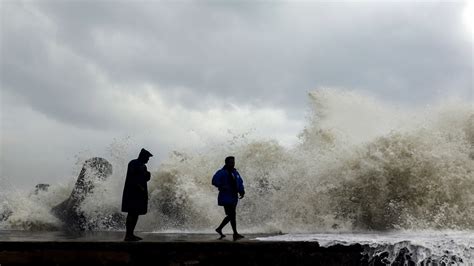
left=0, top=0, right=472, bottom=188
left=4, top=2, right=471, bottom=120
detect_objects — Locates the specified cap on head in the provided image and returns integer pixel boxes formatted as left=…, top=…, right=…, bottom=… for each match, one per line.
left=139, top=148, right=153, bottom=159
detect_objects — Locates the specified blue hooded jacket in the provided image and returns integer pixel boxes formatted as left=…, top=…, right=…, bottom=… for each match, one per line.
left=212, top=167, right=245, bottom=206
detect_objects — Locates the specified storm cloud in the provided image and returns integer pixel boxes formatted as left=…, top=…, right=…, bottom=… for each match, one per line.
left=1, top=0, right=472, bottom=188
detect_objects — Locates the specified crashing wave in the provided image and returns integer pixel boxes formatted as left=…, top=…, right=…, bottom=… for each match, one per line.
left=0, top=89, right=472, bottom=232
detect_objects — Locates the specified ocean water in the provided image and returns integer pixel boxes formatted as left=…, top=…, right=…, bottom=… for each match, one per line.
left=257, top=231, right=474, bottom=264
left=0, top=89, right=473, bottom=263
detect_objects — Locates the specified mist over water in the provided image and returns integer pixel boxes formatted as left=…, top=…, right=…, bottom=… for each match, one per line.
left=0, top=89, right=473, bottom=233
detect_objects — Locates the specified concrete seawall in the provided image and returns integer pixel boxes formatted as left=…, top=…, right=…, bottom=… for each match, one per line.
left=0, top=231, right=364, bottom=265
left=0, top=241, right=364, bottom=265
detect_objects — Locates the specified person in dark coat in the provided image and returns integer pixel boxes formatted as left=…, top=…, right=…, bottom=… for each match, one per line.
left=212, top=156, right=245, bottom=241
left=122, top=148, right=153, bottom=241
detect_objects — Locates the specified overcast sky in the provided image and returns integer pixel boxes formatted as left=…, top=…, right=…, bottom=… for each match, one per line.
left=1, top=0, right=472, bottom=189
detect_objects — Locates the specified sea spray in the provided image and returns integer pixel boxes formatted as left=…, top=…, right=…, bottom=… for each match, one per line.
left=0, top=182, right=71, bottom=230
left=257, top=231, right=474, bottom=264
left=141, top=89, right=474, bottom=232
left=0, top=89, right=472, bottom=233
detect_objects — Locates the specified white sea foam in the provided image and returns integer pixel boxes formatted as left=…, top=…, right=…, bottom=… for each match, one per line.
left=256, top=231, right=474, bottom=264
left=1, top=89, right=472, bottom=235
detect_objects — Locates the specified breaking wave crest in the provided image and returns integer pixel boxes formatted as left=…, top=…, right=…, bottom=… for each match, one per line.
left=1, top=89, right=473, bottom=232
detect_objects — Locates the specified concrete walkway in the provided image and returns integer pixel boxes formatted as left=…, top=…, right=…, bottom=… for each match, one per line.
left=0, top=230, right=363, bottom=265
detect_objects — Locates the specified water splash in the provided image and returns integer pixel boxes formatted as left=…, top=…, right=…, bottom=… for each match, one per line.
left=257, top=231, right=474, bottom=264
left=142, top=89, right=474, bottom=232
left=0, top=89, right=472, bottom=233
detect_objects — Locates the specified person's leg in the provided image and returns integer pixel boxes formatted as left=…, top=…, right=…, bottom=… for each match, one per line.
left=229, top=204, right=244, bottom=241
left=125, top=213, right=140, bottom=241
left=217, top=216, right=231, bottom=231
left=216, top=206, right=231, bottom=238
left=216, top=216, right=229, bottom=238
left=228, top=205, right=237, bottom=234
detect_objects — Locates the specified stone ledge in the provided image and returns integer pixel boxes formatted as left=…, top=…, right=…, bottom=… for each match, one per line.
left=0, top=241, right=363, bottom=265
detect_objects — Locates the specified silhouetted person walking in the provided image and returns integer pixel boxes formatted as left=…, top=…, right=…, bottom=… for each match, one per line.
left=212, top=156, right=245, bottom=241
left=122, top=148, right=153, bottom=241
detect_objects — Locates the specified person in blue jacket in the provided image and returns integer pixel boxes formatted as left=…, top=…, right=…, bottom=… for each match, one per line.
left=212, top=156, right=245, bottom=241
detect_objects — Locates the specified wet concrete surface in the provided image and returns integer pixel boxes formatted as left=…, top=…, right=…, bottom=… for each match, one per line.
left=0, top=230, right=270, bottom=242
left=0, top=230, right=363, bottom=265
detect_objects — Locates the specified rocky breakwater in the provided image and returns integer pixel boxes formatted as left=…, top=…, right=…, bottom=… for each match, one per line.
left=52, top=157, right=124, bottom=230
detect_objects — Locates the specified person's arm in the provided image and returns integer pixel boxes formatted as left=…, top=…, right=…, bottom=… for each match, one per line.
left=143, top=165, right=151, bottom=182
left=127, top=161, right=144, bottom=191
left=212, top=171, right=221, bottom=188
left=212, top=170, right=231, bottom=191
left=136, top=165, right=150, bottom=191
left=236, top=170, right=245, bottom=199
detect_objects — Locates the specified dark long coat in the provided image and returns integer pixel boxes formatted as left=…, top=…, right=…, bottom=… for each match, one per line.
left=121, top=159, right=150, bottom=215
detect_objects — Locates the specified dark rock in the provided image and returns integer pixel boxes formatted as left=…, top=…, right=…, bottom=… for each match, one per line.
left=421, top=254, right=464, bottom=265
left=52, top=157, right=115, bottom=230
left=368, top=251, right=390, bottom=265
left=391, top=247, right=415, bottom=266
